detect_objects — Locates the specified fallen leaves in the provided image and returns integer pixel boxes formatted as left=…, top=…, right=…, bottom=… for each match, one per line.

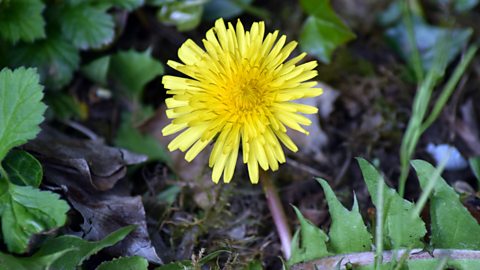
left=25, top=126, right=162, bottom=263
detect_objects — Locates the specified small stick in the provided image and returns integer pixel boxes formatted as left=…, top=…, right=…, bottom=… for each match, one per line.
left=291, top=249, right=480, bottom=270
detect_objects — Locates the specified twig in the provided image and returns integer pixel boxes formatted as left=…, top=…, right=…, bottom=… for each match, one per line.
left=291, top=249, right=480, bottom=270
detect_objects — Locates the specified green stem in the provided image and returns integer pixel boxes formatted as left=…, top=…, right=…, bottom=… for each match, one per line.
left=398, top=165, right=409, bottom=197
left=421, top=45, right=478, bottom=133
left=374, top=178, right=385, bottom=270
left=261, top=170, right=292, bottom=259
left=403, top=1, right=423, bottom=82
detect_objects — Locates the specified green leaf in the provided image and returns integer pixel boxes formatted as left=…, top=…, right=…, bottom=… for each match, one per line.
left=10, top=36, right=80, bottom=90
left=34, top=225, right=135, bottom=270
left=156, top=185, right=181, bottom=205
left=412, top=159, right=480, bottom=249
left=317, top=178, right=372, bottom=253
left=198, top=249, right=229, bottom=264
left=385, top=18, right=472, bottom=72
left=82, top=56, right=111, bottom=86
left=44, top=92, right=86, bottom=120
left=0, top=182, right=70, bottom=253
left=289, top=206, right=330, bottom=265
left=246, top=260, right=263, bottom=270
left=0, top=226, right=134, bottom=270
left=203, top=0, right=252, bottom=20
left=115, top=113, right=171, bottom=164
left=155, top=261, right=192, bottom=270
left=0, top=67, right=46, bottom=162
left=0, top=249, right=73, bottom=270
left=59, top=4, right=115, bottom=49
left=468, top=156, right=480, bottom=186
left=156, top=0, right=207, bottom=31
left=0, top=0, right=46, bottom=43
left=299, top=0, right=355, bottom=64
left=104, top=0, right=144, bottom=10
left=357, top=158, right=426, bottom=249
left=110, top=49, right=164, bottom=99
left=96, top=256, right=148, bottom=270
left=154, top=250, right=229, bottom=270
left=3, top=150, right=42, bottom=187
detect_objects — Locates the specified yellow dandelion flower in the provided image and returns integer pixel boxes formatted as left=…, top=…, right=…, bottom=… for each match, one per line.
left=162, top=18, right=322, bottom=184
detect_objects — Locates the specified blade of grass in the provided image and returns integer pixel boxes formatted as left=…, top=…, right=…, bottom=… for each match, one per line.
left=434, top=256, right=449, bottom=270
left=402, top=0, right=424, bottom=81
left=412, top=153, right=448, bottom=218
left=421, top=45, right=478, bottom=133
left=398, top=39, right=450, bottom=197
left=375, top=177, right=385, bottom=270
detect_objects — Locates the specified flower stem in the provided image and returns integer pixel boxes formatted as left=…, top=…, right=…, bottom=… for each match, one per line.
left=261, top=170, right=292, bottom=259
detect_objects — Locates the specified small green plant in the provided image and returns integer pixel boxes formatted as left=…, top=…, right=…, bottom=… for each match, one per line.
left=289, top=158, right=480, bottom=269
left=383, top=1, right=478, bottom=196
left=0, top=67, right=137, bottom=268
left=0, top=67, right=69, bottom=254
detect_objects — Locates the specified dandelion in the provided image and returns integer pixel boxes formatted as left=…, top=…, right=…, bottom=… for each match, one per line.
left=162, top=18, right=322, bottom=184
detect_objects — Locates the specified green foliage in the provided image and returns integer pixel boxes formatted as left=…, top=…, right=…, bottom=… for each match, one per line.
left=0, top=0, right=160, bottom=92
left=0, top=249, right=72, bottom=270
left=44, top=92, right=86, bottom=120
left=203, top=0, right=253, bottom=20
left=398, top=42, right=477, bottom=196
left=155, top=0, right=208, bottom=31
left=156, top=185, right=181, bottom=205
left=0, top=0, right=46, bottom=43
left=103, top=0, right=145, bottom=10
left=115, top=113, right=172, bottom=164
left=412, top=160, right=480, bottom=249
left=3, top=150, right=43, bottom=187
left=0, top=68, right=46, bottom=162
left=468, top=156, right=480, bottom=186
left=10, top=36, right=80, bottom=90
left=0, top=226, right=135, bottom=269
left=154, top=250, right=230, bottom=270
left=0, top=67, right=70, bottom=254
left=292, top=159, right=480, bottom=268
left=110, top=49, right=164, bottom=99
left=289, top=206, right=330, bottom=265
left=59, top=3, right=115, bottom=50
left=83, top=49, right=164, bottom=96
left=246, top=260, right=263, bottom=270
left=385, top=18, right=472, bottom=72
left=82, top=56, right=111, bottom=86
left=96, top=256, right=148, bottom=270
left=318, top=179, right=372, bottom=254
left=358, top=158, right=426, bottom=249
left=0, top=181, right=70, bottom=253
left=299, top=0, right=355, bottom=63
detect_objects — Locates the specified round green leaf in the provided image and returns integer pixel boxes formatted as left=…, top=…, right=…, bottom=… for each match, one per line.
left=3, top=150, right=42, bottom=187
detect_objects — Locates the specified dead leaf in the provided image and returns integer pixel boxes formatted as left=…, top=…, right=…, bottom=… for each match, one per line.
left=26, top=126, right=161, bottom=264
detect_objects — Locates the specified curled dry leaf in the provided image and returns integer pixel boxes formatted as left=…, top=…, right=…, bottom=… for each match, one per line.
left=25, top=126, right=146, bottom=191
left=25, top=126, right=162, bottom=264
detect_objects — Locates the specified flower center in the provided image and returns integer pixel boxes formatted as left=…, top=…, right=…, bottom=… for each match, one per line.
left=232, top=78, right=264, bottom=109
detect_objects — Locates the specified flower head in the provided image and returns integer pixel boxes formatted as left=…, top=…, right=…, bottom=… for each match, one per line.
left=162, top=18, right=322, bottom=184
